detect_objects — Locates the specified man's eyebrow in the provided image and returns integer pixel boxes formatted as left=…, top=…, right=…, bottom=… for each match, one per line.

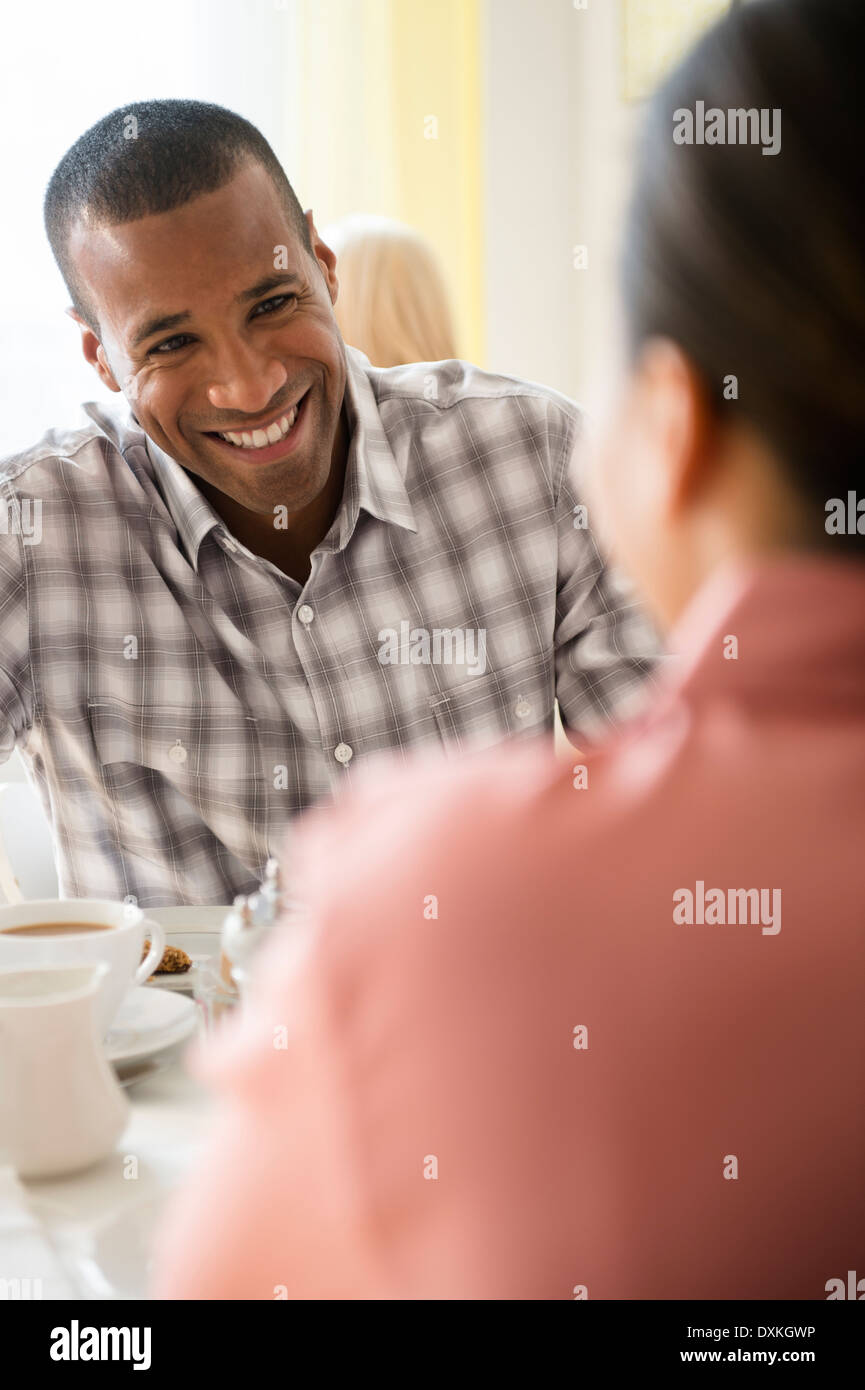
left=131, top=276, right=303, bottom=349
left=237, top=273, right=302, bottom=303
left=132, top=311, right=191, bottom=350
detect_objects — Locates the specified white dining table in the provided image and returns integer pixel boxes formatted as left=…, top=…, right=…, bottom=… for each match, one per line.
left=2, top=909, right=230, bottom=1300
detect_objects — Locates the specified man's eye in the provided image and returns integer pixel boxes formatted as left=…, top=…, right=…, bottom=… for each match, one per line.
left=252, top=294, right=295, bottom=317
left=151, top=334, right=193, bottom=355
left=146, top=296, right=294, bottom=355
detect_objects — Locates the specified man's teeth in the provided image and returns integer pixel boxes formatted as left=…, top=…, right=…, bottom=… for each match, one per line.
left=218, top=404, right=298, bottom=448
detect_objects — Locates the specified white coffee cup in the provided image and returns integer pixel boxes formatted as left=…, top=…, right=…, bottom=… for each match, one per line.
left=0, top=899, right=165, bottom=1039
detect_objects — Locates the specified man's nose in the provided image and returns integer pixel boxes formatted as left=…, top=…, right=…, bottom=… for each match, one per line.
left=206, top=340, right=287, bottom=414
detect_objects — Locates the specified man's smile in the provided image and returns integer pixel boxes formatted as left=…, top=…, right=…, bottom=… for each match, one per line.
left=201, top=386, right=312, bottom=463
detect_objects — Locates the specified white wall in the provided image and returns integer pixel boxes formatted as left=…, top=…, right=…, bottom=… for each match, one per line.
left=482, top=0, right=639, bottom=407
left=0, top=0, right=301, bottom=459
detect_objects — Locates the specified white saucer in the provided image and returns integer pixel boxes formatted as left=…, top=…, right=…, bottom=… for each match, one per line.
left=105, top=986, right=198, bottom=1068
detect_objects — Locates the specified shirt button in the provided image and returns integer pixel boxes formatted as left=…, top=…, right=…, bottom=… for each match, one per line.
left=514, top=697, right=533, bottom=719
left=168, top=739, right=188, bottom=764
left=334, top=742, right=353, bottom=765
left=297, top=604, right=314, bottom=625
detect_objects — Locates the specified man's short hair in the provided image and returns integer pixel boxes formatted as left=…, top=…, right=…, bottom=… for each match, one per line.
left=44, top=98, right=312, bottom=332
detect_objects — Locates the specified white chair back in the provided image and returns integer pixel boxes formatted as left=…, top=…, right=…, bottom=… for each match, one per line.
left=0, top=782, right=59, bottom=904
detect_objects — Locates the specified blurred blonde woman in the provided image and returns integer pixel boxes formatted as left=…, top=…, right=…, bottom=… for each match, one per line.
left=324, top=214, right=458, bottom=367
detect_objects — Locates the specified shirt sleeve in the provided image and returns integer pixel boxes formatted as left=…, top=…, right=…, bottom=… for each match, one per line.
left=149, top=750, right=528, bottom=1301
left=553, top=437, right=664, bottom=745
left=0, top=489, right=35, bottom=763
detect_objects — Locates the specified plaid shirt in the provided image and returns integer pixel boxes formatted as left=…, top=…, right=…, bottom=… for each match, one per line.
left=0, top=347, right=659, bottom=906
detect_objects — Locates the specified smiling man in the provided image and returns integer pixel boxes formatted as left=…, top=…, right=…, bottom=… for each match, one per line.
left=0, top=99, right=658, bottom=905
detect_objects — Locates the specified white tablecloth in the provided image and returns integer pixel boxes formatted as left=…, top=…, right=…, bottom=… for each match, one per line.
left=11, top=1047, right=212, bottom=1300
left=3, top=911, right=228, bottom=1300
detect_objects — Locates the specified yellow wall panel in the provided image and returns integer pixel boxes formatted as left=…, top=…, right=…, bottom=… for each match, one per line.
left=290, top=0, right=483, bottom=363
left=623, top=0, right=732, bottom=102
left=390, top=0, right=483, bottom=361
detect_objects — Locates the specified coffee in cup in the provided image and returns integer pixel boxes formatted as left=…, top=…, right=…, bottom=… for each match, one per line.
left=3, top=922, right=114, bottom=936
left=0, top=900, right=165, bottom=1038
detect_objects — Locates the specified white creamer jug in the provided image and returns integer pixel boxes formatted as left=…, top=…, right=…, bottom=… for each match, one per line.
left=0, top=963, right=129, bottom=1178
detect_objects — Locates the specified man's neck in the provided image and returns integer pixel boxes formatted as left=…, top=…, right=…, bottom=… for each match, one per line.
left=194, top=406, right=350, bottom=585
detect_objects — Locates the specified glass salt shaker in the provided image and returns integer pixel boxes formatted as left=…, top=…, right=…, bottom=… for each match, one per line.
left=219, top=855, right=307, bottom=1003
left=219, top=893, right=255, bottom=992
left=221, top=862, right=286, bottom=993
left=256, top=856, right=284, bottom=922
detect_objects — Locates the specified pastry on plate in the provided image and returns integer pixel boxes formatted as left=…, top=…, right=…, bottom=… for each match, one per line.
left=142, top=940, right=192, bottom=975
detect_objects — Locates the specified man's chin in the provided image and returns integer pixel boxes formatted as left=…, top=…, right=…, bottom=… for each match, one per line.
left=192, top=449, right=329, bottom=517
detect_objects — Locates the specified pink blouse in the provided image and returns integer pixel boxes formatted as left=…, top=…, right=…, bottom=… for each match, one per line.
left=152, top=556, right=865, bottom=1299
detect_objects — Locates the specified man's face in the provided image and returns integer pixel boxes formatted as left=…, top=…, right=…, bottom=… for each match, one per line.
left=68, top=161, right=346, bottom=518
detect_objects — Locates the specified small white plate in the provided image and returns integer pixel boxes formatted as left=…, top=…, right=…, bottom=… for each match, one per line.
left=105, top=986, right=198, bottom=1068
left=142, top=956, right=204, bottom=992
left=141, top=907, right=227, bottom=992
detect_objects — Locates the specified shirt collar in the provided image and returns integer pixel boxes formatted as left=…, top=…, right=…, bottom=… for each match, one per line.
left=140, top=344, right=416, bottom=572
left=326, top=344, right=418, bottom=549
left=142, top=432, right=224, bottom=571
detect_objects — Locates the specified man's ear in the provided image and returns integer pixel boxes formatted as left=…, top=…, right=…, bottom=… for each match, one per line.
left=304, top=210, right=339, bottom=306
left=65, top=307, right=122, bottom=393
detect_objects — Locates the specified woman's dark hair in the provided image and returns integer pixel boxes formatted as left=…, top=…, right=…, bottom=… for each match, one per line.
left=622, top=0, right=865, bottom=534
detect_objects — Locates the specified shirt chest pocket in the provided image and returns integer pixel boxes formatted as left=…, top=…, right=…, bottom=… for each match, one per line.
left=428, top=652, right=554, bottom=752
left=88, top=700, right=264, bottom=781
left=87, top=700, right=271, bottom=870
